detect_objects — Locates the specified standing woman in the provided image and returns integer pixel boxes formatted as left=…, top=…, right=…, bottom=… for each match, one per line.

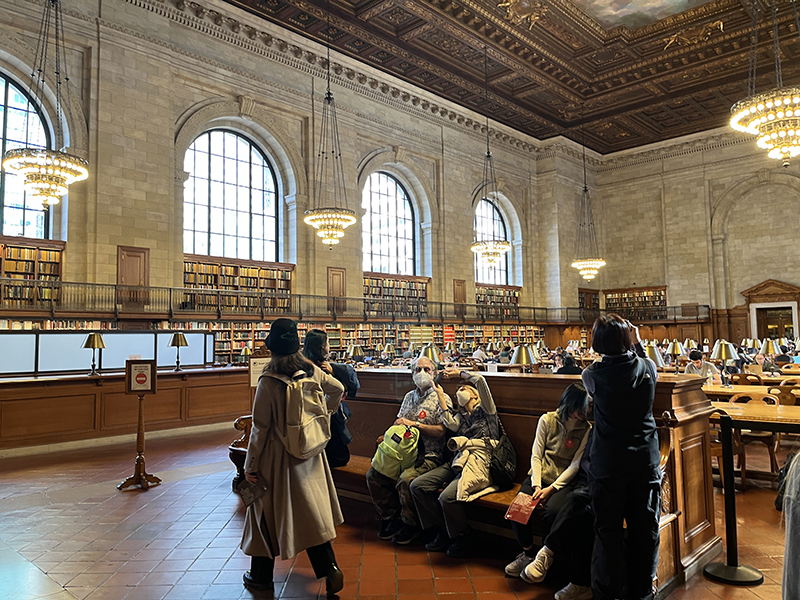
left=582, top=315, right=660, bottom=600
left=241, top=318, right=346, bottom=596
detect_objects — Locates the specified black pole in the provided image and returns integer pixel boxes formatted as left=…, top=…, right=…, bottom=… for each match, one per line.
left=703, top=414, right=763, bottom=585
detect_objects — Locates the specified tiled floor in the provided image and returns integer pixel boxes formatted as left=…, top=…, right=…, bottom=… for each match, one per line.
left=0, top=428, right=788, bottom=600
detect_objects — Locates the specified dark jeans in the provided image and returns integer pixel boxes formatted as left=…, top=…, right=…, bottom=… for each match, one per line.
left=544, top=484, right=594, bottom=588
left=590, top=468, right=661, bottom=600
left=409, top=463, right=470, bottom=538
left=510, top=475, right=574, bottom=553
left=250, top=542, right=337, bottom=582
left=366, top=458, right=439, bottom=526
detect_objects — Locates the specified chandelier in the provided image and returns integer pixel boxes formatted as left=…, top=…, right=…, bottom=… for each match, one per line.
left=2, top=0, right=88, bottom=208
left=303, top=8, right=355, bottom=246
left=729, top=0, right=800, bottom=166
left=471, top=47, right=511, bottom=266
left=571, top=131, right=605, bottom=281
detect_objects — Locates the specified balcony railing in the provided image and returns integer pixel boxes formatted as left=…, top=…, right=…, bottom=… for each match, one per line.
left=0, top=278, right=710, bottom=325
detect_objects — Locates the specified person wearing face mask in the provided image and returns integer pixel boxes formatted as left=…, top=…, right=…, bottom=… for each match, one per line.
left=409, top=368, right=500, bottom=558
left=365, top=356, right=452, bottom=545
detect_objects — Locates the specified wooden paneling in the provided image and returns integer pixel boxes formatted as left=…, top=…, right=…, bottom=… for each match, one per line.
left=1, top=394, right=95, bottom=439
left=679, top=433, right=712, bottom=545
left=187, top=383, right=250, bottom=420
left=657, top=518, right=678, bottom=591
left=342, top=399, right=398, bottom=457
left=328, top=267, right=346, bottom=313
left=101, top=388, right=182, bottom=429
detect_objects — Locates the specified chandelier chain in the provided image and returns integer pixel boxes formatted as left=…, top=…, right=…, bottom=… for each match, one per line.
left=772, top=0, right=783, bottom=89
left=748, top=0, right=759, bottom=98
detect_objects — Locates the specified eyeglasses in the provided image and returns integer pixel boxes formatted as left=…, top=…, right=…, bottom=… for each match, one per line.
left=414, top=365, right=433, bottom=373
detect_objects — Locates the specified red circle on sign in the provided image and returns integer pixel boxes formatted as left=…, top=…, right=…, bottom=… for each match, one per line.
left=135, top=373, right=147, bottom=384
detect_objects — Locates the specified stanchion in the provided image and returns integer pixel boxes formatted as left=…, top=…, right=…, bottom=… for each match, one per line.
left=703, top=414, right=763, bottom=585
left=118, top=393, right=162, bottom=491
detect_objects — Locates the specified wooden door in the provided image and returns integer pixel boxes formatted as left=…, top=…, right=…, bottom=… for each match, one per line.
left=117, top=246, right=149, bottom=308
left=327, top=267, right=346, bottom=314
left=454, top=279, right=466, bottom=318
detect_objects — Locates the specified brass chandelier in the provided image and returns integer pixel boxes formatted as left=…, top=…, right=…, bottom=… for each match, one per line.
left=729, top=0, right=800, bottom=166
left=571, top=132, right=605, bottom=281
left=471, top=47, right=511, bottom=266
left=2, top=0, right=88, bottom=208
left=304, top=6, right=356, bottom=245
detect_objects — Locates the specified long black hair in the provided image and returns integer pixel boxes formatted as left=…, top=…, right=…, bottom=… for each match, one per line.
left=303, top=328, right=328, bottom=364
left=557, top=382, right=590, bottom=422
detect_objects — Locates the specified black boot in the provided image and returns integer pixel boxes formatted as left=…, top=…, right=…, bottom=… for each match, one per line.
left=243, top=556, right=274, bottom=591
left=325, top=564, right=344, bottom=597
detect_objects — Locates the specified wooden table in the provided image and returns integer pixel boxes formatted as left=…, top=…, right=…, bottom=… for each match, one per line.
left=710, top=400, right=800, bottom=426
left=703, top=384, right=774, bottom=400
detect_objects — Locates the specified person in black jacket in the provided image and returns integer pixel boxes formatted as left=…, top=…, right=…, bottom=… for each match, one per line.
left=555, top=354, right=583, bottom=375
left=303, top=329, right=359, bottom=468
left=581, top=315, right=660, bottom=600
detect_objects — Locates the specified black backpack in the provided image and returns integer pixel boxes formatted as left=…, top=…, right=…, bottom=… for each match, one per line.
left=487, top=418, right=517, bottom=491
left=775, top=452, right=797, bottom=511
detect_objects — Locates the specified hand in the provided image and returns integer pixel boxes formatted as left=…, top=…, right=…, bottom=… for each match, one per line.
left=442, top=367, right=461, bottom=379
left=394, top=417, right=416, bottom=427
left=538, top=486, right=556, bottom=504
left=245, top=472, right=258, bottom=484
left=627, top=322, right=641, bottom=345
left=319, top=361, right=333, bottom=374
left=531, top=486, right=542, bottom=500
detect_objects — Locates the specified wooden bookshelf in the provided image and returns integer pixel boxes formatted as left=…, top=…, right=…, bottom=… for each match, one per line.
left=578, top=288, right=600, bottom=310
left=183, top=254, right=294, bottom=312
left=363, top=272, right=430, bottom=319
left=0, top=236, right=65, bottom=307
left=475, top=284, right=521, bottom=319
left=604, top=286, right=667, bottom=320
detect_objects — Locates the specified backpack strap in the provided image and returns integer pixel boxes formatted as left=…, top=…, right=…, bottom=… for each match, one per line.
left=260, top=370, right=291, bottom=385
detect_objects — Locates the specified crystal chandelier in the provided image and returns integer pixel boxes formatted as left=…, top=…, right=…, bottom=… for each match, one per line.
left=304, top=9, right=355, bottom=246
left=471, top=47, right=511, bottom=266
left=571, top=132, right=605, bottom=281
left=729, top=0, right=800, bottom=166
left=2, top=0, right=88, bottom=208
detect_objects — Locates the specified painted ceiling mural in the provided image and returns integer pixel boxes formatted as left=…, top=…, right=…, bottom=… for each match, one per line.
left=571, top=0, right=708, bottom=29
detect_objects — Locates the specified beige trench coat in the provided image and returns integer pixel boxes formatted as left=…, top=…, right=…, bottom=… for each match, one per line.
left=240, top=365, right=345, bottom=559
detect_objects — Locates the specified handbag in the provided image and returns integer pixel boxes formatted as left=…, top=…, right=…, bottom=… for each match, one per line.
left=486, top=418, right=517, bottom=491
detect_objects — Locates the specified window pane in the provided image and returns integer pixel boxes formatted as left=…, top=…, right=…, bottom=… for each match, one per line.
left=182, top=130, right=278, bottom=260
left=361, top=172, right=414, bottom=276
left=474, top=199, right=509, bottom=285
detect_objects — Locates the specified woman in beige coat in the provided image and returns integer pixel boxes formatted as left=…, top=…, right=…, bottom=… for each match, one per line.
left=240, top=318, right=346, bottom=595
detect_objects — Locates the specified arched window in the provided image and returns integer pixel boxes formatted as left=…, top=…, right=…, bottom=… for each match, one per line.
left=362, top=172, right=415, bottom=275
left=183, top=129, right=278, bottom=261
left=0, top=72, right=50, bottom=238
left=474, top=198, right=509, bottom=285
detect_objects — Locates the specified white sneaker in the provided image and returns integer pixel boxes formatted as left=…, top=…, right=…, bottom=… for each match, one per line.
left=504, top=551, right=534, bottom=577
left=521, top=546, right=553, bottom=583
left=554, top=582, right=593, bottom=600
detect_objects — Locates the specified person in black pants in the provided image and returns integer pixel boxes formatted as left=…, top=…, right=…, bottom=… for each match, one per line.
left=582, top=315, right=660, bottom=600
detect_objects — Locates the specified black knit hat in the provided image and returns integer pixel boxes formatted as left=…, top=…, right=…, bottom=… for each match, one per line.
left=266, top=318, right=300, bottom=355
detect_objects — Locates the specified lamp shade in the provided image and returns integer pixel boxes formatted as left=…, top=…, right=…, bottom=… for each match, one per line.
left=418, top=344, right=441, bottom=364
left=82, top=332, right=106, bottom=349
left=645, top=342, right=665, bottom=368
left=347, top=344, right=365, bottom=359
left=710, top=339, right=721, bottom=357
left=760, top=339, right=781, bottom=356
left=374, top=343, right=384, bottom=354
left=779, top=337, right=789, bottom=347
left=711, top=341, right=738, bottom=361
left=383, top=343, right=395, bottom=355
left=459, top=341, right=472, bottom=352
left=684, top=339, right=698, bottom=350
left=445, top=342, right=456, bottom=353
left=535, top=339, right=546, bottom=350
left=748, top=338, right=760, bottom=350
left=485, top=341, right=497, bottom=353
left=703, top=338, right=710, bottom=344
left=510, top=344, right=538, bottom=365
left=407, top=343, right=416, bottom=354
left=662, top=338, right=669, bottom=345
left=666, top=340, right=686, bottom=357
left=169, top=332, right=188, bottom=348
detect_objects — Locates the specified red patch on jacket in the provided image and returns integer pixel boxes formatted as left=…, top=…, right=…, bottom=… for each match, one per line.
left=418, top=410, right=427, bottom=420
left=565, top=438, right=575, bottom=449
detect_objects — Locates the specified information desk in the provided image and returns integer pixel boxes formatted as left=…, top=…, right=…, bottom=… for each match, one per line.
left=0, top=367, right=251, bottom=450
left=350, top=369, right=721, bottom=595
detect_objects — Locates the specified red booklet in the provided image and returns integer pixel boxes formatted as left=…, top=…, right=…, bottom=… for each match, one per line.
left=504, top=493, right=541, bottom=524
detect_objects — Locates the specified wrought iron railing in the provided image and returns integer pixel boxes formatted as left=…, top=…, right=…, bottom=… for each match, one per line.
left=0, top=278, right=710, bottom=324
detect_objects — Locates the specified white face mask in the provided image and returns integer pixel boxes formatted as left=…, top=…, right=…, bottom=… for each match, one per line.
left=456, top=390, right=473, bottom=407
left=413, top=372, right=433, bottom=389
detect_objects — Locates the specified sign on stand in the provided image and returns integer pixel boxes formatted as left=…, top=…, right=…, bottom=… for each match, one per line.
left=118, top=360, right=161, bottom=491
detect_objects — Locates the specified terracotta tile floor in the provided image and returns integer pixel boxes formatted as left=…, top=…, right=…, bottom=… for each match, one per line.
left=0, top=428, right=789, bottom=600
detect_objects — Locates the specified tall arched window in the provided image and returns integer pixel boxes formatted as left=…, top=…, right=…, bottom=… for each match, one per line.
left=474, top=198, right=509, bottom=285
left=362, top=172, right=415, bottom=275
left=0, top=72, right=50, bottom=238
left=183, top=129, right=278, bottom=261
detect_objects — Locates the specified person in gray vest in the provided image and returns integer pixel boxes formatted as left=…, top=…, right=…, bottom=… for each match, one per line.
left=582, top=316, right=660, bottom=600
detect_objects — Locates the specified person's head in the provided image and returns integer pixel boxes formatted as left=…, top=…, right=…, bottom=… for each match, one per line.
left=781, top=345, right=789, bottom=354
left=558, top=382, right=590, bottom=422
left=266, top=319, right=314, bottom=377
left=688, top=349, right=704, bottom=369
left=380, top=351, right=389, bottom=360
left=555, top=346, right=563, bottom=353
left=554, top=354, right=564, bottom=368
left=454, top=382, right=480, bottom=413
left=591, top=314, right=633, bottom=355
left=503, top=346, right=511, bottom=353
left=411, top=356, right=437, bottom=390
left=756, top=353, right=766, bottom=365
left=302, top=328, right=329, bottom=364
left=562, top=354, right=577, bottom=368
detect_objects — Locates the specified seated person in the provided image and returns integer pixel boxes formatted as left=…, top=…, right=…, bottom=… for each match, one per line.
left=402, top=350, right=414, bottom=359
left=472, top=346, right=489, bottom=362
left=775, top=346, right=793, bottom=364
left=375, top=351, right=393, bottom=366
left=409, top=369, right=500, bottom=558
left=555, top=354, right=583, bottom=375
left=365, top=357, right=453, bottom=544
left=505, top=383, right=591, bottom=584
left=498, top=346, right=512, bottom=364
left=684, top=349, right=722, bottom=384
left=755, top=352, right=779, bottom=373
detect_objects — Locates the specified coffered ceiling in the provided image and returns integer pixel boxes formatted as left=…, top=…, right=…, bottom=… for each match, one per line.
left=223, top=0, right=800, bottom=153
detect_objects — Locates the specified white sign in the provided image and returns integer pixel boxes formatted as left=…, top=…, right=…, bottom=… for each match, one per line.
left=249, top=357, right=271, bottom=387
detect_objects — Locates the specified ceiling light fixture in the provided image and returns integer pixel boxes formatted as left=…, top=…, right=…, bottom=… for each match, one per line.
left=304, top=2, right=356, bottom=246
left=730, top=0, right=800, bottom=167
left=571, top=124, right=605, bottom=281
left=471, top=46, right=511, bottom=267
left=2, top=0, right=88, bottom=209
